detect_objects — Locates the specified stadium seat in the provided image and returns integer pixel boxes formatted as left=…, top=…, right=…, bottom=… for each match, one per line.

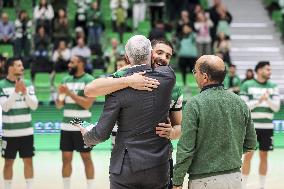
left=0, top=44, right=14, bottom=57
left=54, top=72, right=68, bottom=87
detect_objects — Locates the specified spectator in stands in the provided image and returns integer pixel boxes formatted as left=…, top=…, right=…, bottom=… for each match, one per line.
left=71, top=37, right=92, bottom=74
left=104, top=38, right=124, bottom=74
left=132, top=0, right=146, bottom=30
left=191, top=4, right=204, bottom=23
left=31, top=26, right=52, bottom=82
left=50, top=40, right=71, bottom=87
left=34, top=26, right=49, bottom=58
left=223, top=64, right=241, bottom=94
left=216, top=5, right=232, bottom=36
left=1, top=0, right=19, bottom=10
left=194, top=11, right=213, bottom=56
left=53, top=9, right=70, bottom=46
left=0, top=13, right=14, bottom=44
left=165, top=0, right=188, bottom=22
left=71, top=37, right=91, bottom=58
left=73, top=27, right=86, bottom=46
left=177, top=24, right=198, bottom=86
left=0, top=54, right=6, bottom=79
left=14, top=10, right=32, bottom=59
left=33, top=0, right=54, bottom=34
left=214, top=32, right=231, bottom=64
left=87, top=1, right=103, bottom=46
left=50, top=0, right=68, bottom=15
left=149, top=0, right=165, bottom=27
left=110, top=0, right=129, bottom=32
left=148, top=20, right=166, bottom=41
left=176, top=10, right=194, bottom=40
left=74, top=0, right=92, bottom=35
left=242, top=69, right=254, bottom=83
left=209, top=0, right=232, bottom=43
left=110, top=0, right=129, bottom=43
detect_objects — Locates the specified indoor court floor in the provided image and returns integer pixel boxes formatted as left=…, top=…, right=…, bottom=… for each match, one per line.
left=0, top=149, right=283, bottom=189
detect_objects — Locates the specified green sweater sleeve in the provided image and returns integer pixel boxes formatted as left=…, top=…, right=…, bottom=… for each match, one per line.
left=173, top=100, right=198, bottom=186
left=243, top=109, right=257, bottom=153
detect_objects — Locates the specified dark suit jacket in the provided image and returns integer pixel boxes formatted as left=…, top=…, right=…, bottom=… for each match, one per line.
left=83, top=64, right=176, bottom=174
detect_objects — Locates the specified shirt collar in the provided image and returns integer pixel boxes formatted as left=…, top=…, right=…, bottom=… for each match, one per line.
left=200, top=83, right=224, bottom=93
left=125, top=64, right=152, bottom=74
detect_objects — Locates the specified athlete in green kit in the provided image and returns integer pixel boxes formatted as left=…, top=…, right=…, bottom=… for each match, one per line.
left=56, top=55, right=96, bottom=189
left=0, top=57, right=38, bottom=189
left=241, top=61, right=280, bottom=189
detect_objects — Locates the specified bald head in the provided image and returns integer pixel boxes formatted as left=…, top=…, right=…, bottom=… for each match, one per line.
left=195, top=55, right=226, bottom=84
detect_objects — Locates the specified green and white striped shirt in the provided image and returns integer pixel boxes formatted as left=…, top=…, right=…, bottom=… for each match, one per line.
left=240, top=79, right=280, bottom=129
left=61, top=73, right=94, bottom=131
left=0, top=78, right=38, bottom=137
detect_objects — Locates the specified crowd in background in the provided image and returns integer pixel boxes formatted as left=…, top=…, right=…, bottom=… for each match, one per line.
left=0, top=0, right=248, bottom=89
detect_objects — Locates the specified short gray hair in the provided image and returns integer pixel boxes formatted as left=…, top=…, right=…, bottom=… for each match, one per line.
left=125, top=35, right=152, bottom=65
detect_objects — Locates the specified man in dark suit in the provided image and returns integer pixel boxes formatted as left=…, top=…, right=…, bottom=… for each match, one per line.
left=81, top=35, right=176, bottom=189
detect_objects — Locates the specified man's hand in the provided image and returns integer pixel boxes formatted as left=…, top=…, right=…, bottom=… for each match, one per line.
left=259, top=91, right=269, bottom=103
left=15, top=79, right=27, bottom=95
left=18, top=80, right=27, bottom=95
left=58, top=85, right=71, bottom=96
left=156, top=118, right=173, bottom=139
left=127, top=72, right=160, bottom=91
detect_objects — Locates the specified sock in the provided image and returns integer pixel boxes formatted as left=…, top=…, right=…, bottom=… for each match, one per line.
left=259, top=175, right=266, bottom=189
left=63, top=177, right=71, bottom=189
left=242, top=175, right=249, bottom=188
left=26, top=178, right=33, bottom=189
left=87, top=179, right=94, bottom=189
left=4, top=180, right=12, bottom=189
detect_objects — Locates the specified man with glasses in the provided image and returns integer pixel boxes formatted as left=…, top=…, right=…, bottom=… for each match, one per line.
left=172, top=55, right=256, bottom=189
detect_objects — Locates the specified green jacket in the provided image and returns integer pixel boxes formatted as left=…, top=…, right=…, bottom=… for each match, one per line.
left=173, top=84, right=256, bottom=186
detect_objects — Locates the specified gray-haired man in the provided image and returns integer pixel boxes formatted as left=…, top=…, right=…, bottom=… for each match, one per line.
left=80, top=35, right=176, bottom=188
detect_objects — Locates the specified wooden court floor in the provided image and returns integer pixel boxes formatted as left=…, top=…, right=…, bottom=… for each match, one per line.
left=0, top=149, right=283, bottom=189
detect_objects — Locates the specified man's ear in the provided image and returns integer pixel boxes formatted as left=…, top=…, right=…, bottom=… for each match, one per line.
left=203, top=73, right=209, bottom=82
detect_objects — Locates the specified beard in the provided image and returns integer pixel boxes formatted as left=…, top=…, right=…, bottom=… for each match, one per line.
left=68, top=67, right=77, bottom=76
left=153, top=58, right=168, bottom=68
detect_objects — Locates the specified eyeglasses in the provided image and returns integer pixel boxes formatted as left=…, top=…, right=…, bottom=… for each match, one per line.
left=192, top=68, right=196, bottom=74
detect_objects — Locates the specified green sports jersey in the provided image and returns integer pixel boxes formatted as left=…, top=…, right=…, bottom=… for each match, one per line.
left=0, top=79, right=37, bottom=137
left=61, top=73, right=94, bottom=131
left=111, top=68, right=183, bottom=111
left=170, top=85, right=183, bottom=111
left=240, top=79, right=280, bottom=129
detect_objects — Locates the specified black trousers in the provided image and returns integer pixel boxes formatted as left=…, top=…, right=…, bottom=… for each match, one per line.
left=178, top=57, right=196, bottom=85
left=110, top=152, right=170, bottom=189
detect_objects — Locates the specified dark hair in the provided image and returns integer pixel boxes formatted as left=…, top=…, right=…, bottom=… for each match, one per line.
left=5, top=57, right=21, bottom=74
left=199, top=62, right=227, bottom=83
left=75, top=55, right=87, bottom=65
left=229, top=64, right=236, bottom=68
left=151, top=39, right=174, bottom=54
left=18, top=10, right=28, bottom=20
left=247, top=68, right=253, bottom=73
left=255, top=61, right=270, bottom=72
